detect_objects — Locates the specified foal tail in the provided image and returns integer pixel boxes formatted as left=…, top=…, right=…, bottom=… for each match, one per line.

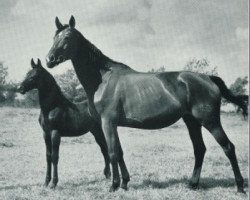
left=209, top=75, right=248, bottom=117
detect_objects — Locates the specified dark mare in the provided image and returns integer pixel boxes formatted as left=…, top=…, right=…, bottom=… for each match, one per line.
left=18, top=59, right=110, bottom=188
left=46, top=16, right=248, bottom=192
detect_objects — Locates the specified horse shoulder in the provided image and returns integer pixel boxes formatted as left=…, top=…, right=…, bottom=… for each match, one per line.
left=48, top=107, right=64, bottom=129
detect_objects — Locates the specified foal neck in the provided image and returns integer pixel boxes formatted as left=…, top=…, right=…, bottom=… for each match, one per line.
left=38, top=73, right=70, bottom=113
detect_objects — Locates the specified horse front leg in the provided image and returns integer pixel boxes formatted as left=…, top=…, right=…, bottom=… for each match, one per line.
left=101, top=118, right=120, bottom=192
left=43, top=131, right=52, bottom=187
left=90, top=126, right=111, bottom=179
left=50, top=130, right=61, bottom=189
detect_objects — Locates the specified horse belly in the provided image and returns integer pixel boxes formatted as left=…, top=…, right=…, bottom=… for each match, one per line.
left=121, top=83, right=182, bottom=129
left=59, top=110, right=89, bottom=137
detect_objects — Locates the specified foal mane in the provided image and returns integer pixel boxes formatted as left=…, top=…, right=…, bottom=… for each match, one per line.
left=41, top=68, right=78, bottom=111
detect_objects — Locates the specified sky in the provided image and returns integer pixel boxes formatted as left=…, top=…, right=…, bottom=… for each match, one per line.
left=0, top=0, right=248, bottom=84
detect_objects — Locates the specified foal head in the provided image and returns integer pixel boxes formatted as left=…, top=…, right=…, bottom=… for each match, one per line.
left=46, top=16, right=81, bottom=68
left=18, top=59, right=47, bottom=94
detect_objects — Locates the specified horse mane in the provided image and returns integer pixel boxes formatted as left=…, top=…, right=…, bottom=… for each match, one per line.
left=79, top=34, right=111, bottom=70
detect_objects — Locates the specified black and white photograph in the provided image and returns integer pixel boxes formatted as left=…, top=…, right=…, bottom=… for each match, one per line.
left=0, top=0, right=248, bottom=199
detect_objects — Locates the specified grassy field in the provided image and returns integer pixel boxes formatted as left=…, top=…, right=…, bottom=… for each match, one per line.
left=0, top=107, right=248, bottom=200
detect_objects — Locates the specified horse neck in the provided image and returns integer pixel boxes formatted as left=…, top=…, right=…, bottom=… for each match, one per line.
left=38, top=76, right=65, bottom=113
left=71, top=40, right=110, bottom=98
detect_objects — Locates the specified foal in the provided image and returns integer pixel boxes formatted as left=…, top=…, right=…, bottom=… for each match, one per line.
left=18, top=59, right=110, bottom=188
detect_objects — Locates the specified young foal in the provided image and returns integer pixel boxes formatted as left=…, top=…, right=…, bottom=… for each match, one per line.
left=18, top=59, right=110, bottom=188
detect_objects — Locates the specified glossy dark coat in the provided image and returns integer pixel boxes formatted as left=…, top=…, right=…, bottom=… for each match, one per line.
left=18, top=59, right=110, bottom=188
left=46, top=16, right=247, bottom=192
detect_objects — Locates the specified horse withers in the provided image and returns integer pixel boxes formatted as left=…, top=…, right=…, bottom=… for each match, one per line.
left=46, top=16, right=247, bottom=193
left=18, top=58, right=110, bottom=188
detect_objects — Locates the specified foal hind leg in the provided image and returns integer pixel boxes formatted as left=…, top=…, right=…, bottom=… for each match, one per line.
left=183, top=115, right=206, bottom=189
left=203, top=119, right=244, bottom=193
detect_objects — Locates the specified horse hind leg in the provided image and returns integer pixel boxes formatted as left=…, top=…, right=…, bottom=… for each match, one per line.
left=183, top=115, right=206, bottom=189
left=117, top=138, right=130, bottom=190
left=202, top=116, right=244, bottom=193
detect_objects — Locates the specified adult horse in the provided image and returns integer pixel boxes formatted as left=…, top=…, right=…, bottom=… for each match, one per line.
left=18, top=59, right=110, bottom=188
left=46, top=16, right=247, bottom=192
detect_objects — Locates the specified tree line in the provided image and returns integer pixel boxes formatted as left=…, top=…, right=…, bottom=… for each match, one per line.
left=0, top=58, right=248, bottom=111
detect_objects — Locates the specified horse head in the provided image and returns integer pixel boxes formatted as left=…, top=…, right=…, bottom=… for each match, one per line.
left=18, top=58, right=44, bottom=94
left=46, top=16, right=81, bottom=68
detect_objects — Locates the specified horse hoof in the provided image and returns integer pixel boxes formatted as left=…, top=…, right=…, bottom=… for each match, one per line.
left=188, top=182, right=199, bottom=190
left=104, top=171, right=111, bottom=179
left=237, top=188, right=246, bottom=194
left=50, top=183, right=57, bottom=189
left=121, top=183, right=128, bottom=191
left=43, top=182, right=49, bottom=187
left=109, top=185, right=119, bottom=192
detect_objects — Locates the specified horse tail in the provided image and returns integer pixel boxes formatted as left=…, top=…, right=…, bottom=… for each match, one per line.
left=209, top=75, right=248, bottom=116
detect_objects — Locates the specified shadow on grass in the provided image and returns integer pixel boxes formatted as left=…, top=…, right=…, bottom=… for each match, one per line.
left=131, top=177, right=248, bottom=191
left=0, top=183, right=41, bottom=191
left=0, top=177, right=106, bottom=192
left=0, top=142, right=14, bottom=148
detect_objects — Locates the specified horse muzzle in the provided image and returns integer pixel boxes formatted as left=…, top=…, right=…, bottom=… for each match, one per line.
left=17, top=86, right=26, bottom=94
left=46, top=54, right=66, bottom=68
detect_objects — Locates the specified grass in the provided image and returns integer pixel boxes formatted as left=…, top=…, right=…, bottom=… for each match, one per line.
left=0, top=107, right=248, bottom=200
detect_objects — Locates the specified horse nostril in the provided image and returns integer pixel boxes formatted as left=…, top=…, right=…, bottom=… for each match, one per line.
left=50, top=55, right=55, bottom=62
left=47, top=55, right=55, bottom=63
left=17, top=86, right=25, bottom=94
left=58, top=55, right=64, bottom=62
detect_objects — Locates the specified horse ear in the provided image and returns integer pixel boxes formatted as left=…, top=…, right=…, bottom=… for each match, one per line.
left=37, top=59, right=42, bottom=67
left=55, top=16, right=63, bottom=29
left=69, top=15, right=75, bottom=28
left=31, top=58, right=36, bottom=68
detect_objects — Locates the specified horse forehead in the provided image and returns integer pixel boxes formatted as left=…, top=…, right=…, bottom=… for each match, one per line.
left=56, top=29, right=71, bottom=38
left=27, top=69, right=37, bottom=77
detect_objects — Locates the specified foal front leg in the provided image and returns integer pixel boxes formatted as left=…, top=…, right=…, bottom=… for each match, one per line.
left=43, top=131, right=52, bottom=186
left=50, top=130, right=61, bottom=189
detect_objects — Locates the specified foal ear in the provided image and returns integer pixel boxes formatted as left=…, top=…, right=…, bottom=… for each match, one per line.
left=31, top=58, right=36, bottom=68
left=69, top=15, right=75, bottom=28
left=37, top=58, right=42, bottom=67
left=55, top=16, right=63, bottom=29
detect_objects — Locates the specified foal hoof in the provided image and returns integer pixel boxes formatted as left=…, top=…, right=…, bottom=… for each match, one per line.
left=43, top=182, right=50, bottom=187
left=104, top=170, right=111, bottom=179
left=109, top=184, right=120, bottom=192
left=50, top=184, right=57, bottom=189
left=121, top=182, right=128, bottom=191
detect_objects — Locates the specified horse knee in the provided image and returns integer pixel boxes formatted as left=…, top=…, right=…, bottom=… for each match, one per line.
left=199, top=143, right=206, bottom=156
left=51, top=153, right=59, bottom=164
left=193, top=140, right=206, bottom=156
left=109, top=152, right=118, bottom=164
left=223, top=142, right=235, bottom=157
left=46, top=152, right=52, bottom=162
